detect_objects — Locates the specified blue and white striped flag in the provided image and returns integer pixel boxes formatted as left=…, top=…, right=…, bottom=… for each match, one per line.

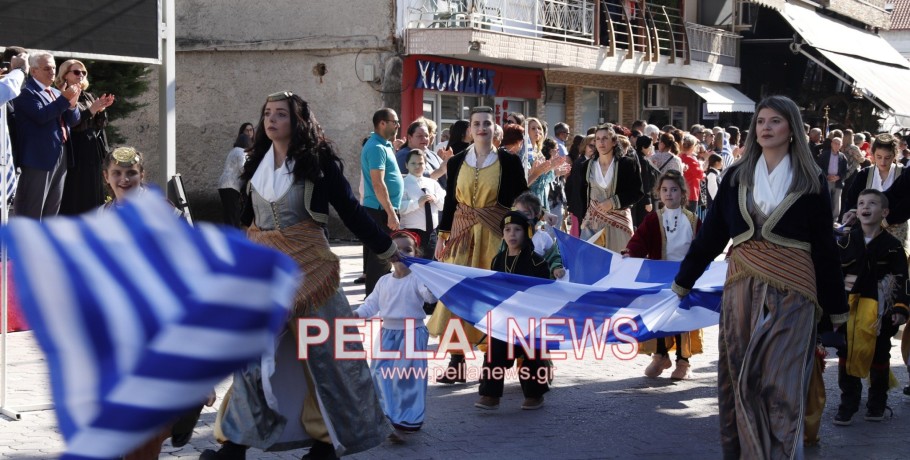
left=404, top=233, right=726, bottom=349
left=6, top=191, right=299, bottom=459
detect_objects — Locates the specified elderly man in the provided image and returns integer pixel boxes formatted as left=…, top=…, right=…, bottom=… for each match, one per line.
left=13, top=51, right=80, bottom=219
left=553, top=122, right=570, bottom=157
left=815, top=136, right=847, bottom=220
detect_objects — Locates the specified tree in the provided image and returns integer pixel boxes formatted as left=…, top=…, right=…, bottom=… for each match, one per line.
left=83, top=60, right=151, bottom=144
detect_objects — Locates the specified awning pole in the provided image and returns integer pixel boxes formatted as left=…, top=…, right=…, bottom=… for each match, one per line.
left=791, top=43, right=892, bottom=116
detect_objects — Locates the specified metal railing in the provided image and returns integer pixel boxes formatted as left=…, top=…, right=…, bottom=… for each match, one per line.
left=404, top=0, right=595, bottom=43
left=685, top=22, right=740, bottom=66
left=403, top=0, right=738, bottom=65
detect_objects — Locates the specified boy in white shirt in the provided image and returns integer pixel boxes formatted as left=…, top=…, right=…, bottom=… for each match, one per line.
left=399, top=150, right=446, bottom=258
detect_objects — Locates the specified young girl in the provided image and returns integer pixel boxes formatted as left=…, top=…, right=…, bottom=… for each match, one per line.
left=101, top=146, right=145, bottom=207
left=623, top=170, right=702, bottom=380
left=355, top=231, right=437, bottom=441
left=475, top=211, right=551, bottom=411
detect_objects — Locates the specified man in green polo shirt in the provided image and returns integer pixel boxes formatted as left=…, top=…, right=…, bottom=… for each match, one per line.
left=361, top=108, right=404, bottom=295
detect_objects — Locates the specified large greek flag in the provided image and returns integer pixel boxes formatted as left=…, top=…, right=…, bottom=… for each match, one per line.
left=406, top=232, right=726, bottom=349
left=6, top=191, right=299, bottom=459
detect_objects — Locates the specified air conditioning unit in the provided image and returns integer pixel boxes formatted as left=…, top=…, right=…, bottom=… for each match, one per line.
left=646, top=83, right=669, bottom=108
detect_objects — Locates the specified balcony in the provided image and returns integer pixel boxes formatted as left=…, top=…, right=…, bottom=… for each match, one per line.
left=401, top=0, right=742, bottom=83
left=403, top=1, right=738, bottom=65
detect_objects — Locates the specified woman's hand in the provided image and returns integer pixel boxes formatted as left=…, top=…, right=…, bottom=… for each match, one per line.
left=62, top=84, right=81, bottom=108
left=591, top=198, right=614, bottom=214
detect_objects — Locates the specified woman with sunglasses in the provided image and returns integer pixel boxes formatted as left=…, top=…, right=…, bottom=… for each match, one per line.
left=54, top=59, right=115, bottom=215
left=203, top=91, right=394, bottom=460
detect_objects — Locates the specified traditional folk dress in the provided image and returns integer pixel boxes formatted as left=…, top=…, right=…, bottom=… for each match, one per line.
left=626, top=207, right=704, bottom=357
left=355, top=272, right=437, bottom=431
left=215, top=147, right=395, bottom=456
left=673, top=155, right=848, bottom=460
left=576, top=154, right=643, bottom=252
left=427, top=147, right=528, bottom=347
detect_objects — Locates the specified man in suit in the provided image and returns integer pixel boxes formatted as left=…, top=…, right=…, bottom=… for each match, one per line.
left=815, top=136, right=848, bottom=221
left=13, top=51, right=80, bottom=219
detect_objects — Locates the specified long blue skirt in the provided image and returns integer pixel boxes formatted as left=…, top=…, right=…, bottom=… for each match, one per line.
left=371, top=326, right=429, bottom=431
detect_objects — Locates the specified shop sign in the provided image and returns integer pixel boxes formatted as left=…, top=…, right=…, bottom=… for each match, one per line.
left=416, top=60, right=496, bottom=96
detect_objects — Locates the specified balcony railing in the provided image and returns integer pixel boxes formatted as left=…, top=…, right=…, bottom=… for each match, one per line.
left=404, top=0, right=595, bottom=43
left=685, top=22, right=740, bottom=66
left=403, top=0, right=738, bottom=64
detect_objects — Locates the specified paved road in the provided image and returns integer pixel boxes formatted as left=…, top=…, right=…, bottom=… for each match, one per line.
left=2, top=243, right=909, bottom=459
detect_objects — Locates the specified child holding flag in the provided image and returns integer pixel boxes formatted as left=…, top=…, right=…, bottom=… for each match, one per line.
left=354, top=230, right=437, bottom=442
left=623, top=170, right=702, bottom=380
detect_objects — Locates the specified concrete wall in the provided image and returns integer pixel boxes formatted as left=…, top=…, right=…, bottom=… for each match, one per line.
left=115, top=0, right=400, bottom=235
left=881, top=30, right=910, bottom=58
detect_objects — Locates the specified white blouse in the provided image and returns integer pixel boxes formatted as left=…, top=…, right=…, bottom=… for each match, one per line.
left=250, top=145, right=296, bottom=202
left=872, top=163, right=896, bottom=191
left=592, top=157, right=615, bottom=190
left=752, top=153, right=793, bottom=216
left=663, top=207, right=693, bottom=261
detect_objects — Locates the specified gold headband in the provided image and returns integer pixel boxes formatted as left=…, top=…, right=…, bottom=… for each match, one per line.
left=111, top=147, right=141, bottom=167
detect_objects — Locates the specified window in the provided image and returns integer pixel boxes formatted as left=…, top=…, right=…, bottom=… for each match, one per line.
left=581, top=89, right=621, bottom=131
left=423, top=92, right=494, bottom=144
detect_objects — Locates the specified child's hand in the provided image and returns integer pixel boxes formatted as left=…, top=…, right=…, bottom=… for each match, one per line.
left=553, top=267, right=566, bottom=279
left=419, top=194, right=435, bottom=206
left=620, top=249, right=629, bottom=259
left=434, top=238, right=446, bottom=261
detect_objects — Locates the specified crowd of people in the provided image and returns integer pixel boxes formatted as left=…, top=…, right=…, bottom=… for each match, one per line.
left=7, top=45, right=910, bottom=460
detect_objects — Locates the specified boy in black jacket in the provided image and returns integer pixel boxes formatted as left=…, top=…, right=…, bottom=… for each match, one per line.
left=834, top=189, right=909, bottom=425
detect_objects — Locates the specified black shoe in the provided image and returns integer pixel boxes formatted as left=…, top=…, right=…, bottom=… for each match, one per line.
left=301, top=440, right=338, bottom=460
left=864, top=405, right=893, bottom=422
left=353, top=274, right=366, bottom=284
left=833, top=407, right=854, bottom=426
left=437, top=354, right=466, bottom=384
left=199, top=442, right=248, bottom=460
left=903, top=385, right=910, bottom=396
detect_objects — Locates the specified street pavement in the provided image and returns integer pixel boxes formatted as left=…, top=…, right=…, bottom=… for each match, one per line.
left=2, top=242, right=910, bottom=459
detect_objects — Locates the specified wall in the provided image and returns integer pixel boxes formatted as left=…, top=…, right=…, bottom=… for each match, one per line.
left=115, top=0, right=400, bottom=236
left=545, top=71, right=640, bottom=134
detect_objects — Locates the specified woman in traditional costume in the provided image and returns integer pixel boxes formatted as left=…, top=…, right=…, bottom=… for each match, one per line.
left=430, top=106, right=528, bottom=382
left=672, top=95, right=848, bottom=459
left=571, top=124, right=643, bottom=251
left=203, top=92, right=393, bottom=460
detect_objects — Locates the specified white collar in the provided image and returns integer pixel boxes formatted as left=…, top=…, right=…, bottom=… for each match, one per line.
left=466, top=145, right=497, bottom=168
left=250, top=145, right=296, bottom=202
left=872, top=164, right=896, bottom=191
left=592, top=156, right=615, bottom=189
left=752, top=153, right=793, bottom=216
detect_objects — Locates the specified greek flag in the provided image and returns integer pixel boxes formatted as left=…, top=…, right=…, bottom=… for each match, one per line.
left=6, top=191, right=299, bottom=459
left=405, top=233, right=726, bottom=349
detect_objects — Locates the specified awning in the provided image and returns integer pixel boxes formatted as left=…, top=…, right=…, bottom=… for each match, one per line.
left=777, top=2, right=910, bottom=118
left=674, top=79, right=756, bottom=113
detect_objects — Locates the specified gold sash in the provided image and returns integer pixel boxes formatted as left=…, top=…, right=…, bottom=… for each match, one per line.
left=247, top=220, right=340, bottom=314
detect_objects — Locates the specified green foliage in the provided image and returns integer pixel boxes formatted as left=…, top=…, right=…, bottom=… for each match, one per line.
left=82, top=60, right=151, bottom=144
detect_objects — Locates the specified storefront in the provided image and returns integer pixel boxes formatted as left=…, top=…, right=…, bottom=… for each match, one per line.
left=401, top=56, right=544, bottom=140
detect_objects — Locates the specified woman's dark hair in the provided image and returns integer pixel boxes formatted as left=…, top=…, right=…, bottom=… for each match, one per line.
left=726, top=126, right=740, bottom=146
left=234, top=133, right=253, bottom=149
left=635, top=135, right=653, bottom=155
left=406, top=119, right=428, bottom=137
left=241, top=93, right=342, bottom=183
left=659, top=132, right=679, bottom=154
left=508, top=112, right=526, bottom=126
left=447, top=120, right=470, bottom=154
left=568, top=134, right=584, bottom=162
left=501, top=124, right=525, bottom=147
left=541, top=138, right=557, bottom=160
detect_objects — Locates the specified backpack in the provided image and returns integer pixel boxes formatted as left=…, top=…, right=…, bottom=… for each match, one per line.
left=639, top=153, right=664, bottom=199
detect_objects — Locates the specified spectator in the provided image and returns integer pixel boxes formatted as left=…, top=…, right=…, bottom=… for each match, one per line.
left=815, top=136, right=847, bottom=221
left=679, top=134, right=705, bottom=213
left=553, top=122, right=570, bottom=157
left=56, top=59, right=115, bottom=215
left=217, top=124, right=253, bottom=227
left=492, top=123, right=503, bottom=148
left=396, top=118, right=451, bottom=190
left=650, top=132, right=683, bottom=174
left=13, top=51, right=81, bottom=219
left=0, top=47, right=28, bottom=201
left=398, top=150, right=446, bottom=257
left=362, top=108, right=404, bottom=295
left=446, top=119, right=471, bottom=155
